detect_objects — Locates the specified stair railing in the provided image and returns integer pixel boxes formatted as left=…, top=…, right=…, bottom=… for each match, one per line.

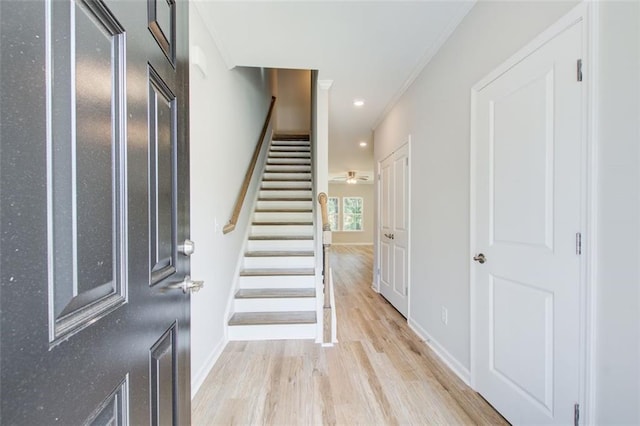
left=223, top=96, right=276, bottom=234
left=317, top=192, right=333, bottom=344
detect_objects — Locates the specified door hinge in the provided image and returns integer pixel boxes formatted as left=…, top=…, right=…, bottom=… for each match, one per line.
left=574, top=403, right=580, bottom=426
left=576, top=232, right=582, bottom=255
left=377, top=173, right=381, bottom=181
left=577, top=59, right=583, bottom=82
left=377, top=268, right=380, bottom=276
left=406, top=157, right=409, bottom=166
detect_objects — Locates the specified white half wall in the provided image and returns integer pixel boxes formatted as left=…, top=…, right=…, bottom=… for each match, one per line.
left=189, top=2, right=275, bottom=396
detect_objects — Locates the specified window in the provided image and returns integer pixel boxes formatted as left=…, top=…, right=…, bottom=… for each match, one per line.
left=342, top=197, right=363, bottom=231
left=328, top=197, right=339, bottom=231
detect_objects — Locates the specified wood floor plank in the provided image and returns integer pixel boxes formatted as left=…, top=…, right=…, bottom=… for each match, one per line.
left=192, top=245, right=508, bottom=425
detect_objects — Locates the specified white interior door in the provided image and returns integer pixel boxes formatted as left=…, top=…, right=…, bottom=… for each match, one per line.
left=472, top=19, right=583, bottom=425
left=379, top=143, right=409, bottom=316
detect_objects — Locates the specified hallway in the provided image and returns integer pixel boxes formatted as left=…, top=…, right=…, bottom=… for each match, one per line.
left=192, top=245, right=506, bottom=425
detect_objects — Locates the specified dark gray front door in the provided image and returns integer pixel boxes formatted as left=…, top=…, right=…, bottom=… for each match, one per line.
left=0, top=0, right=191, bottom=424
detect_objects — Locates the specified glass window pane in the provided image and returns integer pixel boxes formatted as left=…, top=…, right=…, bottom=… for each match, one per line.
left=343, top=197, right=363, bottom=232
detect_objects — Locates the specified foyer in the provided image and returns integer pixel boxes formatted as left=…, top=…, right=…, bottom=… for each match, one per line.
left=192, top=246, right=507, bottom=424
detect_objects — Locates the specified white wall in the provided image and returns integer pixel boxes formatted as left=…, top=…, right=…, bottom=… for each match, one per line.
left=276, top=69, right=311, bottom=134
left=594, top=2, right=640, bottom=422
left=328, top=183, right=374, bottom=244
left=375, top=0, right=579, bottom=374
left=374, top=1, right=640, bottom=423
left=189, top=3, right=275, bottom=395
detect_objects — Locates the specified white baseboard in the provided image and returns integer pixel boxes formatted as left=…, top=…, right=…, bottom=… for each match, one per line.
left=191, top=337, right=228, bottom=399
left=408, top=318, right=471, bottom=386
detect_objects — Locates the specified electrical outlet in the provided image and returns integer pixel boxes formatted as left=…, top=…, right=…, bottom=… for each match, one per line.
left=441, top=306, right=448, bottom=325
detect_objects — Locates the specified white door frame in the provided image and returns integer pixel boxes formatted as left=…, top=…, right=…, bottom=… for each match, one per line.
left=469, top=3, right=597, bottom=423
left=376, top=137, right=411, bottom=319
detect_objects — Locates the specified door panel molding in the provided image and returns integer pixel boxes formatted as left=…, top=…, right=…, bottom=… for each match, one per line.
left=84, top=375, right=130, bottom=426
left=147, top=0, right=176, bottom=66
left=46, top=0, right=128, bottom=345
left=148, top=64, right=178, bottom=286
left=150, top=322, right=178, bottom=426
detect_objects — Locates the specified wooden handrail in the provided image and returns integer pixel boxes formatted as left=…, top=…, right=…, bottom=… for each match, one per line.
left=223, top=96, right=276, bottom=234
left=318, top=192, right=332, bottom=343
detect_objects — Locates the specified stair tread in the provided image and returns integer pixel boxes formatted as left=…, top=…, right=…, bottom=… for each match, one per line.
left=260, top=188, right=311, bottom=191
left=229, top=311, right=316, bottom=326
left=263, top=170, right=311, bottom=174
left=258, top=198, right=312, bottom=202
left=248, top=235, right=313, bottom=240
left=262, top=178, right=312, bottom=182
left=252, top=222, right=313, bottom=226
left=255, top=209, right=312, bottom=213
left=245, top=250, right=314, bottom=257
left=235, top=288, right=315, bottom=299
left=240, top=268, right=315, bottom=276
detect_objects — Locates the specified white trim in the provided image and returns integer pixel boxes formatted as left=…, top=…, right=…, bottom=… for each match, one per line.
left=469, top=3, right=593, bottom=422
left=408, top=318, right=471, bottom=386
left=318, top=79, right=333, bottom=91
left=191, top=336, right=228, bottom=399
left=584, top=2, right=599, bottom=424
left=372, top=1, right=475, bottom=130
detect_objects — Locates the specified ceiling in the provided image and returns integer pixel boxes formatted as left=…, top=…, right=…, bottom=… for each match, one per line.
left=195, top=1, right=475, bottom=178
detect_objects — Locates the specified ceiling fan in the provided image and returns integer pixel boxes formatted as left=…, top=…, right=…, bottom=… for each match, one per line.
left=331, top=171, right=369, bottom=184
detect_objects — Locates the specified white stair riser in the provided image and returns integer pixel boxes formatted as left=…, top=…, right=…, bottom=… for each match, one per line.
left=261, top=181, right=311, bottom=189
left=267, top=159, right=310, bottom=166
left=238, top=274, right=316, bottom=289
left=246, top=239, right=314, bottom=252
left=243, top=256, right=314, bottom=269
left=256, top=200, right=313, bottom=210
left=251, top=225, right=313, bottom=236
left=269, top=147, right=310, bottom=153
left=272, top=141, right=310, bottom=146
left=263, top=172, right=311, bottom=181
left=228, top=323, right=316, bottom=341
left=265, top=165, right=311, bottom=172
left=259, top=190, right=312, bottom=199
left=234, top=298, right=316, bottom=313
left=253, top=212, right=312, bottom=222
left=269, top=152, right=310, bottom=158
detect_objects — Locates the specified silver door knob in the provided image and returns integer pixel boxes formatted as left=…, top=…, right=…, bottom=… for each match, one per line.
left=167, top=276, right=204, bottom=294
left=179, top=239, right=195, bottom=256
left=473, top=253, right=486, bottom=264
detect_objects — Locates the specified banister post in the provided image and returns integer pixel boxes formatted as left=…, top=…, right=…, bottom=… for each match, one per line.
left=317, top=192, right=332, bottom=344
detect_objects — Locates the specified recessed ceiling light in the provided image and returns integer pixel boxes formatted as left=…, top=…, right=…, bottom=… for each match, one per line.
left=359, top=141, right=367, bottom=147
left=353, top=99, right=365, bottom=107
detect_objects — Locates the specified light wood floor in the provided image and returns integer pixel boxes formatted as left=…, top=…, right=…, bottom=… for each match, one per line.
left=192, top=245, right=507, bottom=425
